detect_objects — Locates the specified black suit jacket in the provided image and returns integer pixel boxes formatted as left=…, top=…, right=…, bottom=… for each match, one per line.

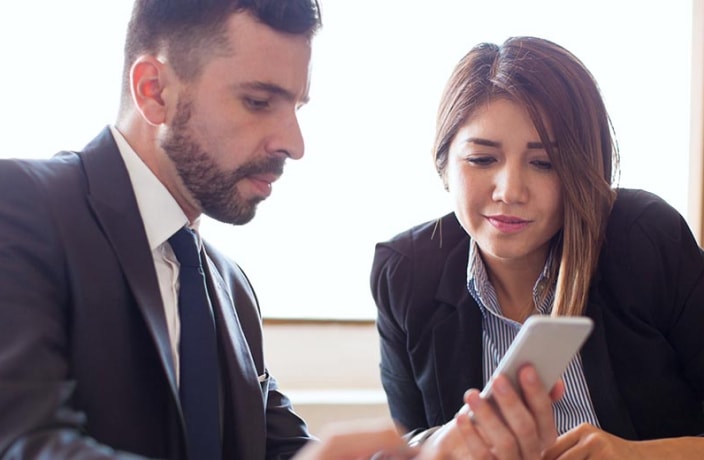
left=371, top=189, right=704, bottom=440
left=0, top=128, right=311, bottom=459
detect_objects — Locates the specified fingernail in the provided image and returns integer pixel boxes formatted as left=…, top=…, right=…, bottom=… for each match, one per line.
left=466, top=390, right=482, bottom=408
left=524, top=366, right=539, bottom=384
left=494, top=377, right=509, bottom=395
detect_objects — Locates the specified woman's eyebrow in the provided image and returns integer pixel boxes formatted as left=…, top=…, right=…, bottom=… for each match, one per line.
left=466, top=137, right=500, bottom=147
left=466, top=138, right=557, bottom=149
left=527, top=141, right=558, bottom=149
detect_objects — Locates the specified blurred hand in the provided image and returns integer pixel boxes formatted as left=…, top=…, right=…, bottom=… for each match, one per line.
left=292, top=419, right=417, bottom=460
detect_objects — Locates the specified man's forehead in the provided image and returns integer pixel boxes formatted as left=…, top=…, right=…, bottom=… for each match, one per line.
left=219, top=14, right=312, bottom=101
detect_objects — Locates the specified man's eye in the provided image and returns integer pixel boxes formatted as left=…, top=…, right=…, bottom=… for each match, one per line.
left=466, top=156, right=496, bottom=166
left=244, top=97, right=270, bottom=110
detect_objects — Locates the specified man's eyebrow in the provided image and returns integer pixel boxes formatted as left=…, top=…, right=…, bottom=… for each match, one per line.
left=238, top=81, right=310, bottom=104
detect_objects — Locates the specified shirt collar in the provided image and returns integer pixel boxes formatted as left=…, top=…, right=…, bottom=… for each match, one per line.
left=109, top=126, right=193, bottom=249
left=466, top=240, right=556, bottom=316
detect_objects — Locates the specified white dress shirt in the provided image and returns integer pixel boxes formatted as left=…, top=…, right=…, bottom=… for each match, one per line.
left=110, top=125, right=196, bottom=384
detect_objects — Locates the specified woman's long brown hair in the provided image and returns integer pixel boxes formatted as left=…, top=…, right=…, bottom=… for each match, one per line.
left=434, top=36, right=619, bottom=316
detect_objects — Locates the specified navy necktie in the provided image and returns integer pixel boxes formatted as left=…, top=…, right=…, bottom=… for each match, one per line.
left=169, top=227, right=222, bottom=460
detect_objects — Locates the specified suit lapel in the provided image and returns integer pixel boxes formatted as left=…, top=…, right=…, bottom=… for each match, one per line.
left=78, top=128, right=179, bottom=400
left=79, top=128, right=269, bottom=457
left=431, top=237, right=485, bottom=423
left=203, top=254, right=266, bottom=459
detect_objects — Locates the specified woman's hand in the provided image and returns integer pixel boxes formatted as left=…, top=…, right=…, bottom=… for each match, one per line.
left=293, top=364, right=566, bottom=460
left=414, top=409, right=490, bottom=459
left=415, top=365, right=564, bottom=459
left=543, top=423, right=704, bottom=460
left=542, top=423, right=639, bottom=459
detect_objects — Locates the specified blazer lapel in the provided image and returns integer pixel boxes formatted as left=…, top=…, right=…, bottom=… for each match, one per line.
left=78, top=128, right=179, bottom=400
left=427, top=214, right=637, bottom=437
left=582, top=284, right=638, bottom=439
left=431, top=238, right=485, bottom=423
left=203, top=254, right=266, bottom=460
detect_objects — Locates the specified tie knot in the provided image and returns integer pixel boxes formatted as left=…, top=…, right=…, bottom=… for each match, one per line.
left=168, top=227, right=201, bottom=268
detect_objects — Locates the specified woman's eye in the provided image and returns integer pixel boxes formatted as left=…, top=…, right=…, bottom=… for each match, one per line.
left=531, top=159, right=553, bottom=170
left=466, top=156, right=496, bottom=166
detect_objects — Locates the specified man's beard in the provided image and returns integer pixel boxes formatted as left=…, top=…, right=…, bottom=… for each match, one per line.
left=160, top=97, right=285, bottom=225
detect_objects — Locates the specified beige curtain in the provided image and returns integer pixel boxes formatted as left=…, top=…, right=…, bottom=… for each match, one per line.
left=689, top=0, right=704, bottom=243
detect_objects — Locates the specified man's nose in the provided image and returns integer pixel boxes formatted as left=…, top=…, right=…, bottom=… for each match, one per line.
left=269, top=113, right=304, bottom=160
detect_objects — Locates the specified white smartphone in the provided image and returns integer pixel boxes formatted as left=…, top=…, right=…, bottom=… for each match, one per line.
left=480, top=316, right=593, bottom=401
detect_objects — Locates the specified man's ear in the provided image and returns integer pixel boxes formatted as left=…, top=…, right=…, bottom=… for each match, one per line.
left=130, top=55, right=173, bottom=126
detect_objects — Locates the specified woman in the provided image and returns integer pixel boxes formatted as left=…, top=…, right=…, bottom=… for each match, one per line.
left=370, top=36, right=704, bottom=458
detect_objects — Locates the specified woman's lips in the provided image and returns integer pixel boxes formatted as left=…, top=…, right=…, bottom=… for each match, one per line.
left=486, top=215, right=531, bottom=233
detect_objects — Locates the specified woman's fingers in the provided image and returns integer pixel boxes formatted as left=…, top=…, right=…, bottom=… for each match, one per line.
left=419, top=414, right=493, bottom=460
left=463, top=365, right=560, bottom=460
left=518, top=366, right=559, bottom=447
left=466, top=388, right=522, bottom=460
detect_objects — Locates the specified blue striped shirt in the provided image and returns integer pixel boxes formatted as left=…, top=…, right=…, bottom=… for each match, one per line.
left=466, top=241, right=600, bottom=434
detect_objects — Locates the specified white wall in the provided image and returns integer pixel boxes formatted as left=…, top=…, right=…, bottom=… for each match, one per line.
left=0, top=1, right=694, bottom=321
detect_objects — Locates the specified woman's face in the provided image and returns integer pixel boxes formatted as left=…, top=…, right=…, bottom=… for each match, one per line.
left=445, top=98, right=563, bottom=271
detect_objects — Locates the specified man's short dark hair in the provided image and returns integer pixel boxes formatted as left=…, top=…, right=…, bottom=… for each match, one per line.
left=120, top=0, right=321, bottom=107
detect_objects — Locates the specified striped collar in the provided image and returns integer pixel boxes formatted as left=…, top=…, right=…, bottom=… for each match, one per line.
left=466, top=240, right=556, bottom=319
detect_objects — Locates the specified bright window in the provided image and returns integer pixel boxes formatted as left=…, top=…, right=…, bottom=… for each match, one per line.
left=1, top=1, right=693, bottom=320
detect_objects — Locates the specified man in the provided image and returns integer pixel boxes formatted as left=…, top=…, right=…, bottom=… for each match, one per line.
left=0, top=0, right=552, bottom=457
left=0, top=0, right=320, bottom=458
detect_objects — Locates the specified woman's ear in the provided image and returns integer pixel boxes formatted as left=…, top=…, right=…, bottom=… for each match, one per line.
left=129, top=55, right=171, bottom=126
